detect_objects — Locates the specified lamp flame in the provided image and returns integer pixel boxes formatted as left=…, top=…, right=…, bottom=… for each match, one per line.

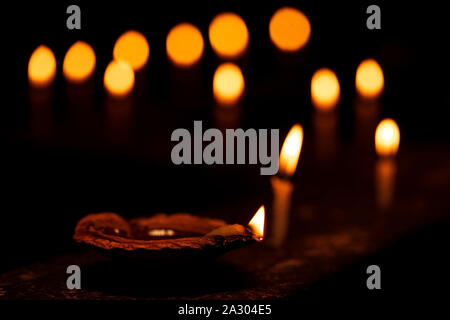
left=279, top=124, right=304, bottom=177
left=248, top=205, right=265, bottom=240
left=375, top=118, right=400, bottom=157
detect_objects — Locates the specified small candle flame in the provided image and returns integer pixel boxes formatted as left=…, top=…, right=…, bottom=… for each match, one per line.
left=279, top=124, right=304, bottom=177
left=375, top=118, right=400, bottom=157
left=248, top=205, right=265, bottom=240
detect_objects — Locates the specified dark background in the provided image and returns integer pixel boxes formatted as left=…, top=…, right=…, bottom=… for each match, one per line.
left=0, top=0, right=449, bottom=297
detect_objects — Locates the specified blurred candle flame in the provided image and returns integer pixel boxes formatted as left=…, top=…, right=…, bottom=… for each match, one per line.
left=28, top=45, right=56, bottom=88
left=104, top=60, right=135, bottom=97
left=113, top=30, right=149, bottom=71
left=269, top=7, right=311, bottom=52
left=213, top=63, right=244, bottom=106
left=279, top=124, right=304, bottom=177
left=311, top=68, right=340, bottom=111
left=356, top=59, right=384, bottom=99
left=375, top=118, right=400, bottom=157
left=166, top=23, right=204, bottom=68
left=209, top=12, right=249, bottom=59
left=148, top=229, right=175, bottom=237
left=63, top=41, right=96, bottom=83
left=249, top=205, right=265, bottom=240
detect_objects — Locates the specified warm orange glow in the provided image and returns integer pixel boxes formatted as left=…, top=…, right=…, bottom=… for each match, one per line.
left=209, top=12, right=249, bottom=59
left=269, top=7, right=311, bottom=52
left=213, top=63, right=244, bottom=105
left=166, top=23, right=204, bottom=68
left=375, top=119, right=400, bottom=157
left=63, top=41, right=96, bottom=83
left=28, top=45, right=56, bottom=88
left=249, top=205, right=265, bottom=240
left=103, top=60, right=135, bottom=97
left=356, top=59, right=384, bottom=99
left=279, top=124, right=304, bottom=176
left=113, top=30, right=149, bottom=71
left=311, top=68, right=340, bottom=111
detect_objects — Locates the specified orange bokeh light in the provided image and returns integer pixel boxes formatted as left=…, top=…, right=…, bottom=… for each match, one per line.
left=28, top=45, right=56, bottom=88
left=279, top=124, right=304, bottom=177
left=113, top=30, right=149, bottom=71
left=356, top=59, right=384, bottom=99
left=249, top=205, right=265, bottom=240
left=269, top=7, right=311, bottom=52
left=213, top=63, right=244, bottom=106
left=311, top=68, right=340, bottom=111
left=166, top=23, right=204, bottom=68
left=103, top=60, right=135, bottom=97
left=63, top=41, right=96, bottom=83
left=209, top=12, right=249, bottom=59
left=375, top=119, right=400, bottom=157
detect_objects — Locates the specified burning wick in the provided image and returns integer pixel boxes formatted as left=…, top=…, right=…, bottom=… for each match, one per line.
left=248, top=205, right=265, bottom=240
left=375, top=118, right=400, bottom=210
left=269, top=124, right=303, bottom=248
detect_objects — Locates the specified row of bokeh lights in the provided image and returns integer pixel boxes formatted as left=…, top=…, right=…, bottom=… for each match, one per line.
left=28, top=7, right=385, bottom=111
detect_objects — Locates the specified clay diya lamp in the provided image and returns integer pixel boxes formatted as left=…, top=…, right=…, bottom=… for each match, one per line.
left=73, top=206, right=265, bottom=264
